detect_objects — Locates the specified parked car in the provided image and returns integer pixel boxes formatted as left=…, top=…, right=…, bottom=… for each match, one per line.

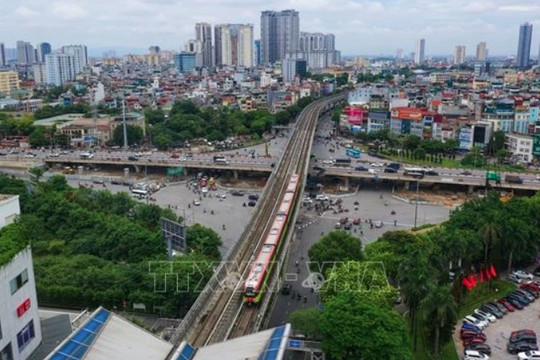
left=462, top=323, right=483, bottom=333
left=231, top=190, right=244, bottom=196
left=463, top=350, right=490, bottom=360
left=513, top=270, right=534, bottom=280
left=533, top=267, right=540, bottom=277
left=248, top=194, right=259, bottom=201
left=507, top=292, right=531, bottom=306
left=461, top=330, right=487, bottom=341
left=510, top=330, right=537, bottom=344
left=470, top=312, right=491, bottom=325
left=463, top=337, right=487, bottom=347
left=485, top=301, right=508, bottom=315
left=248, top=201, right=256, bottom=207
left=509, top=342, right=539, bottom=354
left=497, top=298, right=516, bottom=311
left=518, top=350, right=540, bottom=360
left=505, top=296, right=525, bottom=310
left=510, top=274, right=524, bottom=284
left=521, top=282, right=540, bottom=293
left=281, top=284, right=291, bottom=295
left=521, top=288, right=540, bottom=299
left=464, top=315, right=488, bottom=330
left=515, top=289, right=536, bottom=302
left=480, top=304, right=504, bottom=319
left=474, top=309, right=496, bottom=323
left=465, top=343, right=491, bottom=356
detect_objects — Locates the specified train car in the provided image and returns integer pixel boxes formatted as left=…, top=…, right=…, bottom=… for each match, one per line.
left=243, top=174, right=300, bottom=304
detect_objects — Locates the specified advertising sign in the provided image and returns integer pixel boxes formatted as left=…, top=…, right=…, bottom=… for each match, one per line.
left=533, top=134, right=540, bottom=156
left=347, top=107, right=363, bottom=125
left=391, top=108, right=423, bottom=121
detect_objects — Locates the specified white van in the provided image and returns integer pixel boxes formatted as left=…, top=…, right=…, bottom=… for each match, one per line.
left=315, top=195, right=329, bottom=201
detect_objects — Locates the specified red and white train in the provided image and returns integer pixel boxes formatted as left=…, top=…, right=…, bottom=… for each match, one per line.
left=243, top=174, right=300, bottom=303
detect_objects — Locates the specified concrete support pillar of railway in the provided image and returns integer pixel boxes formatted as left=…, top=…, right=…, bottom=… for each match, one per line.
left=343, top=176, right=350, bottom=188
left=133, top=165, right=140, bottom=174
left=468, top=185, right=474, bottom=194
left=183, top=168, right=188, bottom=177
left=404, top=181, right=410, bottom=190
left=233, top=170, right=239, bottom=180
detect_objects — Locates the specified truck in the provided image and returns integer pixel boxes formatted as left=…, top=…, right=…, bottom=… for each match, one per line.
left=505, top=174, right=523, bottom=184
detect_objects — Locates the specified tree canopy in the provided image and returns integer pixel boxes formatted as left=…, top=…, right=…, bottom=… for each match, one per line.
left=308, top=230, right=363, bottom=274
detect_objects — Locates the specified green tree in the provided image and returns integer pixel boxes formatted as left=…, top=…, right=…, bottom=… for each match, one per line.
left=308, top=230, right=362, bottom=274
left=28, top=126, right=49, bottom=147
left=403, top=134, right=421, bottom=150
left=170, top=100, right=199, bottom=116
left=460, top=147, right=487, bottom=168
left=186, top=224, right=222, bottom=260
left=112, top=125, right=143, bottom=147
left=144, top=109, right=165, bottom=125
left=319, top=294, right=411, bottom=360
left=422, top=284, right=457, bottom=357
left=288, top=308, right=322, bottom=339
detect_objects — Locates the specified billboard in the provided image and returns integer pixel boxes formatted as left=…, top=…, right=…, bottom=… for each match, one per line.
left=161, top=218, right=186, bottom=254
left=533, top=134, right=540, bottom=156
left=390, top=108, right=424, bottom=121
left=347, top=107, right=364, bottom=125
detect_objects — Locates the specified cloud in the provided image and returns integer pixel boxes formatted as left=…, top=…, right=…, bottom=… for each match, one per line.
left=13, top=6, right=39, bottom=18
left=498, top=5, right=540, bottom=12
left=51, top=2, right=87, bottom=20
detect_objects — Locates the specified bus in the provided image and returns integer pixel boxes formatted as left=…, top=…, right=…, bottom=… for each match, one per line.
left=403, top=167, right=425, bottom=178
left=346, top=148, right=361, bottom=159
left=334, top=158, right=352, bottom=167
left=131, top=188, right=149, bottom=197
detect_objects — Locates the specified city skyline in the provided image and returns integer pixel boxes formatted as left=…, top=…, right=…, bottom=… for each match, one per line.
left=0, top=0, right=539, bottom=57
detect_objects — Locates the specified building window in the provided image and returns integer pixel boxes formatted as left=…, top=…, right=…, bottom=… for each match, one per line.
left=9, top=269, right=28, bottom=295
left=16, top=320, right=35, bottom=352
left=0, top=343, right=13, bottom=360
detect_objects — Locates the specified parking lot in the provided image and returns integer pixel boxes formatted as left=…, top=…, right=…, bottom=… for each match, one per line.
left=455, top=279, right=540, bottom=360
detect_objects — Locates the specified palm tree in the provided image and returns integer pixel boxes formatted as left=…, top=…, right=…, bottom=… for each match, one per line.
left=478, top=219, right=501, bottom=266
left=422, top=285, right=457, bottom=358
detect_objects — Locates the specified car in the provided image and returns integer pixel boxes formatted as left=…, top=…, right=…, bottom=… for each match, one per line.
left=368, top=168, right=379, bottom=174
left=480, top=304, right=504, bottom=318
left=505, top=296, right=525, bottom=309
left=463, top=336, right=487, bottom=347
left=425, top=170, right=440, bottom=176
left=92, top=179, right=104, bottom=185
left=509, top=342, right=539, bottom=354
left=521, top=287, right=540, bottom=299
left=533, top=267, right=540, bottom=277
left=313, top=165, right=325, bottom=171
left=518, top=350, right=540, bottom=360
left=248, top=201, right=256, bottom=207
left=49, top=152, right=60, bottom=157
left=322, top=159, right=334, bottom=165
left=353, top=218, right=361, bottom=225
left=465, top=343, right=491, bottom=356
left=217, top=193, right=226, bottom=199
left=507, top=292, right=530, bottom=305
left=128, top=155, right=139, bottom=161
left=248, top=194, right=259, bottom=201
left=486, top=301, right=508, bottom=315
left=510, top=330, right=537, bottom=344
left=470, top=312, right=491, bottom=325
left=231, top=190, right=244, bottom=196
left=371, top=162, right=384, bottom=167
left=497, top=298, right=516, bottom=311
left=384, top=167, right=397, bottom=173
left=334, top=222, right=341, bottom=229
left=315, top=195, right=329, bottom=201
left=464, top=316, right=487, bottom=330
left=343, top=223, right=352, bottom=230
left=522, top=282, right=540, bottom=292
left=474, top=309, right=496, bottom=323
left=461, top=330, right=487, bottom=341
left=513, top=270, right=534, bottom=280
left=515, top=289, right=536, bottom=301
left=24, top=153, right=36, bottom=158
left=510, top=273, right=523, bottom=284
left=461, top=170, right=473, bottom=176
left=354, top=165, right=368, bottom=171
left=192, top=199, right=201, bottom=206
left=462, top=323, right=482, bottom=333
left=373, top=221, right=383, bottom=228
left=170, top=153, right=180, bottom=158
left=463, top=350, right=490, bottom=360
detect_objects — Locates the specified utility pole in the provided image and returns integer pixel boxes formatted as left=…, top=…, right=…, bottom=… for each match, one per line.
left=122, top=100, right=128, bottom=149
left=414, top=180, right=419, bottom=228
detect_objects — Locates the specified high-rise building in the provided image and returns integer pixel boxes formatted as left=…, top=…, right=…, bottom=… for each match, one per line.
left=253, top=40, right=261, bottom=67
left=215, top=24, right=254, bottom=67
left=214, top=26, right=223, bottom=66
left=37, top=42, right=52, bottom=63
left=0, top=71, right=20, bottom=94
left=45, top=52, right=76, bottom=85
left=260, top=9, right=300, bottom=64
left=33, top=63, right=47, bottom=83
left=148, top=45, right=160, bottom=55
left=61, top=45, right=88, bottom=74
left=282, top=58, right=306, bottom=83
left=476, top=42, right=487, bottom=61
left=516, top=22, right=533, bottom=68
left=184, top=40, right=203, bottom=67
left=414, top=39, right=425, bottom=64
left=195, top=23, right=213, bottom=67
left=174, top=52, right=197, bottom=73
left=454, top=45, right=466, bottom=65
left=291, top=32, right=339, bottom=69
left=0, top=43, right=5, bottom=67
left=16, top=41, right=35, bottom=65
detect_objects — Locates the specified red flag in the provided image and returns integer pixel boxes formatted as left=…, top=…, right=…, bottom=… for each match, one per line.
left=469, top=274, right=477, bottom=288
left=463, top=277, right=472, bottom=290
left=485, top=268, right=492, bottom=281
left=480, top=270, right=484, bottom=283
left=490, top=264, right=497, bottom=277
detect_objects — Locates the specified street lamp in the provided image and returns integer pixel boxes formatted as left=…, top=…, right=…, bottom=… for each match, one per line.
left=413, top=180, right=419, bottom=228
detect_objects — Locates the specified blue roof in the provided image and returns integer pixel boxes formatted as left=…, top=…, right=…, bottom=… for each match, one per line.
left=175, top=343, right=196, bottom=360
left=258, top=326, right=286, bottom=360
left=47, top=308, right=110, bottom=360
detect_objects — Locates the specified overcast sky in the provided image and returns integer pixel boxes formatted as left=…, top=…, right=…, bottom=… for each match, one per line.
left=1, top=0, right=539, bottom=57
